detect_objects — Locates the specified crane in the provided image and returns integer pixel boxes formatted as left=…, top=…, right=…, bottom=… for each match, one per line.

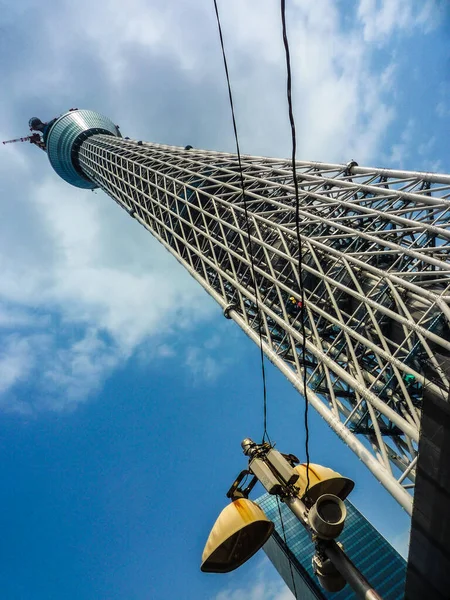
left=2, top=110, right=80, bottom=152
left=2, top=133, right=46, bottom=151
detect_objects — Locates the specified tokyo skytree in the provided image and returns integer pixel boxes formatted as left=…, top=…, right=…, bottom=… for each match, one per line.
left=16, top=109, right=450, bottom=514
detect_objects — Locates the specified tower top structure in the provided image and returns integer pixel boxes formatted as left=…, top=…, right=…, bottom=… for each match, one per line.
left=33, top=109, right=121, bottom=189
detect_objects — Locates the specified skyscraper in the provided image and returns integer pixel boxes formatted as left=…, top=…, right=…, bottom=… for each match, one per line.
left=256, top=493, right=407, bottom=600
left=31, top=108, right=450, bottom=513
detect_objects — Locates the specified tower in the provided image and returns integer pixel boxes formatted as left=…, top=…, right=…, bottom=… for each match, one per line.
left=37, top=109, right=450, bottom=514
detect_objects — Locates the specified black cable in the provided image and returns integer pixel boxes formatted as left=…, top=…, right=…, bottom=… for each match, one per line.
left=213, top=0, right=270, bottom=444
left=276, top=496, right=298, bottom=598
left=280, top=0, right=311, bottom=493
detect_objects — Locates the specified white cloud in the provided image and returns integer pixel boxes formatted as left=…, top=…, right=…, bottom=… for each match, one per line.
left=0, top=305, right=48, bottom=329
left=0, top=328, right=124, bottom=413
left=357, top=0, right=438, bottom=42
left=436, top=101, right=449, bottom=119
left=32, top=178, right=214, bottom=349
left=215, top=581, right=293, bottom=600
left=40, top=329, right=124, bottom=411
left=213, top=559, right=293, bottom=600
left=0, top=335, right=35, bottom=396
left=391, top=525, right=411, bottom=559
left=0, top=172, right=217, bottom=410
left=388, top=118, right=415, bottom=167
left=418, top=136, right=436, bottom=157
left=185, top=346, right=223, bottom=383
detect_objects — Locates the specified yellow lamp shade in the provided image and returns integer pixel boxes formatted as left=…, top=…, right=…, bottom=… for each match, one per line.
left=201, top=499, right=274, bottom=573
left=293, top=463, right=354, bottom=504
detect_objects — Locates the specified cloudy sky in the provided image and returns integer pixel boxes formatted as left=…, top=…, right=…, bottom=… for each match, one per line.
left=0, top=1, right=448, bottom=598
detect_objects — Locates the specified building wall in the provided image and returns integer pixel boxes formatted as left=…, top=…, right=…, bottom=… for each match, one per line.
left=405, top=386, right=450, bottom=600
left=256, top=494, right=406, bottom=600
left=263, top=531, right=326, bottom=600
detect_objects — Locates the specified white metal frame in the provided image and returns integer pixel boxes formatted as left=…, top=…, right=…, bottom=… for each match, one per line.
left=78, top=136, right=450, bottom=514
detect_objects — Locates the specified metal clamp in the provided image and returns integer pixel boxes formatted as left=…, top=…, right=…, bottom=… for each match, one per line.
left=344, top=160, right=358, bottom=176
left=223, top=303, right=237, bottom=319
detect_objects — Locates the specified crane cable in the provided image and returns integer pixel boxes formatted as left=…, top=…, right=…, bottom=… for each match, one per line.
left=280, top=0, right=311, bottom=494
left=213, top=0, right=270, bottom=444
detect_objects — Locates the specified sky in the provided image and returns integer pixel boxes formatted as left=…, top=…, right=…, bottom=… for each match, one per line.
left=0, top=0, right=449, bottom=598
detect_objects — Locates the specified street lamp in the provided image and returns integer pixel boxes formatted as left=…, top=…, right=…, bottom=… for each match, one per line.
left=201, top=437, right=384, bottom=600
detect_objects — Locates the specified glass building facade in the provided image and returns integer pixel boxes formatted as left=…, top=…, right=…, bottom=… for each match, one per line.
left=256, top=494, right=406, bottom=600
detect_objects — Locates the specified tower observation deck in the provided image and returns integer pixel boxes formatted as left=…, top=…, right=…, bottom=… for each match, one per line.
left=39, top=109, right=450, bottom=514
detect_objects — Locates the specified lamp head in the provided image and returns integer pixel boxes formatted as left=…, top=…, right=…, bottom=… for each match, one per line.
left=201, top=499, right=274, bottom=573
left=313, top=553, right=346, bottom=592
left=293, top=463, right=354, bottom=505
left=308, top=494, right=347, bottom=539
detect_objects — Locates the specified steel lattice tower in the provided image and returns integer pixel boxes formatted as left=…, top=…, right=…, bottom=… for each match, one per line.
left=38, top=109, right=450, bottom=514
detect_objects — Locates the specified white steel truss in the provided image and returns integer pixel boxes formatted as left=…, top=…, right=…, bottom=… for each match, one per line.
left=78, top=135, right=450, bottom=514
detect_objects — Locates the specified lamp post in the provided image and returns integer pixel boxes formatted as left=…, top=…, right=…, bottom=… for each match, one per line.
left=202, top=437, right=384, bottom=600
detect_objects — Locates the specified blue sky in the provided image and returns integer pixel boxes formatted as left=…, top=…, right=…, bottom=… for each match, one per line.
left=0, top=1, right=449, bottom=598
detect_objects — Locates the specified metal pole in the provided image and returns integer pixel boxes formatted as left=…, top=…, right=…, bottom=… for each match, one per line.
left=324, top=541, right=383, bottom=600
left=284, top=495, right=384, bottom=600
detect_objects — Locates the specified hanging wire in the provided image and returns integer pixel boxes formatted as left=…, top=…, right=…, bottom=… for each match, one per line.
left=213, top=0, right=270, bottom=444
left=276, top=496, right=298, bottom=598
left=280, top=0, right=311, bottom=493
